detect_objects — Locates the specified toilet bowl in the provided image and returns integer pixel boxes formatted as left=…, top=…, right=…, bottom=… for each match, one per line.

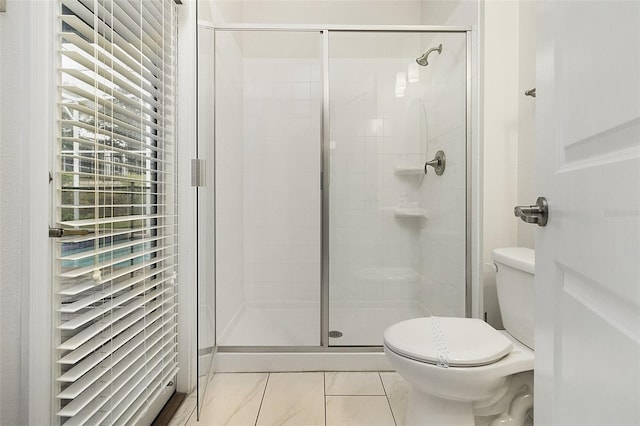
left=384, top=248, right=535, bottom=426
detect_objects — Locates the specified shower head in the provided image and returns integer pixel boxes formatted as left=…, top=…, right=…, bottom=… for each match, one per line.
left=416, top=43, right=443, bottom=66
left=415, top=56, right=429, bottom=66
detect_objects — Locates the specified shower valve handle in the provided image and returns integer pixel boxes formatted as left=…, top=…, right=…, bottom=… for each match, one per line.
left=424, top=150, right=446, bottom=176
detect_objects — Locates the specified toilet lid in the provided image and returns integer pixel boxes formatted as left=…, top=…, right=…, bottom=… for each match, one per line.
left=384, top=317, right=513, bottom=367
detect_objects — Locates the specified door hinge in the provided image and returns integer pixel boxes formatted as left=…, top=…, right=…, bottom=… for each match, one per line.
left=191, top=159, right=206, bottom=187
left=49, top=228, right=92, bottom=238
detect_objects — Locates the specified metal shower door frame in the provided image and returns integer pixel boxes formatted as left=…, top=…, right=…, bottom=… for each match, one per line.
left=202, top=22, right=473, bottom=353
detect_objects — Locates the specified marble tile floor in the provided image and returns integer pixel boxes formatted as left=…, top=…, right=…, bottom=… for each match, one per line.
left=168, top=371, right=410, bottom=426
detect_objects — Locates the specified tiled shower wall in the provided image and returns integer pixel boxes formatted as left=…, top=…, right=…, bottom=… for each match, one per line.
left=241, top=58, right=322, bottom=306
left=214, top=31, right=246, bottom=336
left=328, top=58, right=425, bottom=308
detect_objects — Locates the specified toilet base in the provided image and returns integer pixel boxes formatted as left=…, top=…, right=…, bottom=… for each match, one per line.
left=405, top=388, right=475, bottom=426
left=404, top=371, right=534, bottom=426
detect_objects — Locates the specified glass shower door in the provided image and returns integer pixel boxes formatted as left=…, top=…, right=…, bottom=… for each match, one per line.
left=214, top=30, right=323, bottom=347
left=197, top=24, right=216, bottom=417
left=327, top=31, right=468, bottom=346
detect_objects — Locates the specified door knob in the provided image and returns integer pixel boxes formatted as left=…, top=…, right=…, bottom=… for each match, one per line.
left=514, top=197, right=548, bottom=226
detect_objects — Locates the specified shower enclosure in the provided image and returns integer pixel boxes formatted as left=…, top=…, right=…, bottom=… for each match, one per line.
left=198, top=25, right=470, bottom=356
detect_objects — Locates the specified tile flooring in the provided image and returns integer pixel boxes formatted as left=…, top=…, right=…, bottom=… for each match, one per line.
left=168, top=372, right=410, bottom=426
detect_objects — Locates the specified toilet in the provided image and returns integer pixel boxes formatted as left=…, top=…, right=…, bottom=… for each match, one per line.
left=383, top=248, right=535, bottom=426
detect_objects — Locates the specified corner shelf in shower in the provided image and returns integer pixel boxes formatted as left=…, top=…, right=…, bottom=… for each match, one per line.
left=394, top=207, right=428, bottom=219
left=394, top=165, right=424, bottom=175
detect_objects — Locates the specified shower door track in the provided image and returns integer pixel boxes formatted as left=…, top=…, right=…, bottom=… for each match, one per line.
left=205, top=23, right=473, bottom=353
left=199, top=22, right=471, bottom=32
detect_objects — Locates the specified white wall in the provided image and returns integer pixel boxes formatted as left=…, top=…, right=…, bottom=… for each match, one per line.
left=420, top=0, right=466, bottom=25
left=516, top=1, right=536, bottom=249
left=481, top=0, right=536, bottom=327
left=239, top=1, right=423, bottom=25
left=200, top=0, right=243, bottom=23
left=482, top=0, right=519, bottom=327
left=198, top=0, right=432, bottom=30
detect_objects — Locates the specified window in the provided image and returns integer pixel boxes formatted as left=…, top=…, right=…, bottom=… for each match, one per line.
left=54, top=1, right=178, bottom=423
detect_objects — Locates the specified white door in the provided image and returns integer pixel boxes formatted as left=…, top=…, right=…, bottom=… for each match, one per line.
left=535, top=1, right=640, bottom=425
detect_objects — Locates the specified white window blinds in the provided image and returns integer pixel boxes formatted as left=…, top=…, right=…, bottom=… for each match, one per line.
left=55, top=0, right=178, bottom=424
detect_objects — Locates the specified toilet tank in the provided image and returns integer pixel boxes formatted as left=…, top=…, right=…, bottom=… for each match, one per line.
left=492, top=248, right=535, bottom=349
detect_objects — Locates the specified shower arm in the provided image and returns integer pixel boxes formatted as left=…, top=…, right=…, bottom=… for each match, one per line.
left=424, top=45, right=442, bottom=58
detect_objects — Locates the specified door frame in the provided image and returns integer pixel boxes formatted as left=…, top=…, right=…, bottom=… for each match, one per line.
left=20, top=1, right=56, bottom=424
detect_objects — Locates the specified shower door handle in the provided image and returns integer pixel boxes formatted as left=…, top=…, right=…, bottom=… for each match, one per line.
left=514, top=197, right=548, bottom=226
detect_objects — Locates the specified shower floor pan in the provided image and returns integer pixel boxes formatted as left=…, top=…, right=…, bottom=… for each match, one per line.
left=217, top=302, right=426, bottom=347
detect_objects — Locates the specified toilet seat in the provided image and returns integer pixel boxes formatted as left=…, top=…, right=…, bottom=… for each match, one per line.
left=383, top=317, right=513, bottom=367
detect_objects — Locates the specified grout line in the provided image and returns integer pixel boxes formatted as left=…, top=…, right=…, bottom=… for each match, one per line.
left=254, top=373, right=271, bottom=426
left=324, top=394, right=388, bottom=397
left=379, top=372, right=388, bottom=396
left=379, top=372, right=399, bottom=426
